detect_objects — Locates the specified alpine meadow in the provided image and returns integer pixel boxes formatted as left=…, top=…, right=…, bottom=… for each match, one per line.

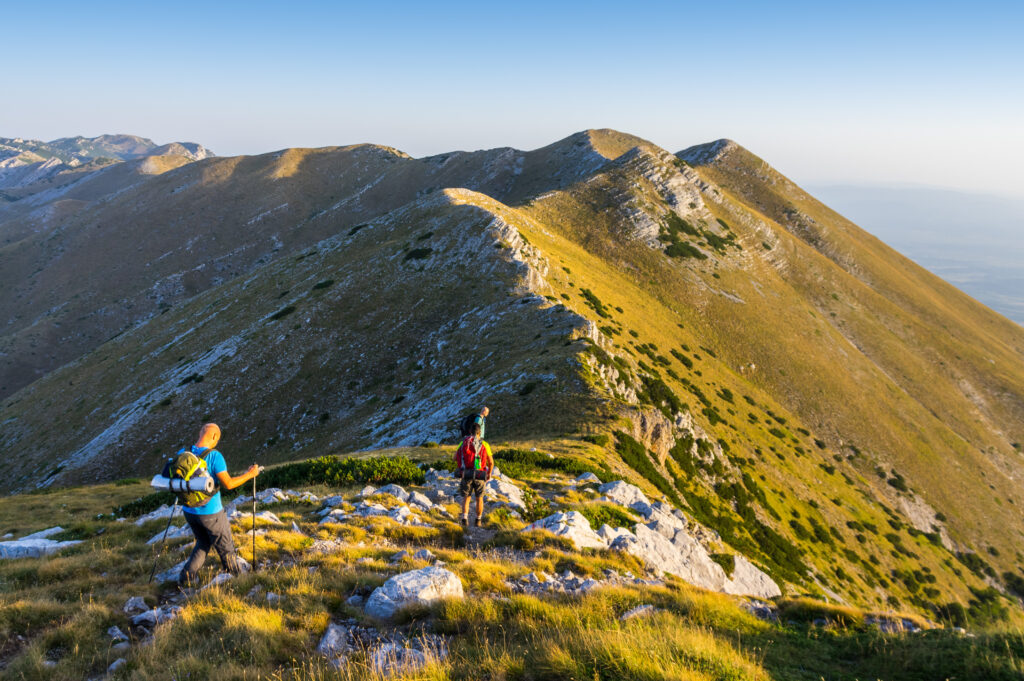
left=1, top=129, right=1023, bottom=681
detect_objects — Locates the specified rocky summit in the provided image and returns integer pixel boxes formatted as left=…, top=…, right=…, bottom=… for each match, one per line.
left=1, top=128, right=1023, bottom=680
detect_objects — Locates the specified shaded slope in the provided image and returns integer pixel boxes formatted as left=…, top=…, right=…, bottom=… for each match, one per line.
left=0, top=189, right=597, bottom=491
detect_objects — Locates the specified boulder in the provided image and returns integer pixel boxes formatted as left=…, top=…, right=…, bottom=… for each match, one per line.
left=485, top=478, right=526, bottom=511
left=108, top=658, right=127, bottom=674
left=316, top=622, right=351, bottom=658
left=134, top=505, right=180, bottom=526
left=413, top=548, right=435, bottom=561
left=370, top=643, right=428, bottom=674
left=408, top=491, right=433, bottom=509
left=576, top=472, right=602, bottom=484
left=612, top=525, right=728, bottom=592
left=620, top=604, right=658, bottom=621
left=722, top=555, right=782, bottom=599
left=146, top=524, right=192, bottom=545
left=107, top=625, right=129, bottom=642
left=596, top=524, right=634, bottom=544
left=364, top=566, right=464, bottom=619
left=123, top=597, right=149, bottom=615
left=525, top=511, right=607, bottom=550
left=320, top=495, right=346, bottom=508
left=353, top=501, right=389, bottom=517
left=597, top=481, right=650, bottom=508
left=0, top=527, right=83, bottom=559
left=154, top=559, right=188, bottom=584
left=357, top=486, right=377, bottom=498
left=376, top=484, right=411, bottom=502
left=201, top=572, right=234, bottom=590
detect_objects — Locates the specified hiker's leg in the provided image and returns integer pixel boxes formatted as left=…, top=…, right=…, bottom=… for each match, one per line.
left=458, top=477, right=471, bottom=521
left=180, top=512, right=212, bottom=585
left=475, top=492, right=484, bottom=519
left=208, top=510, right=240, bottom=574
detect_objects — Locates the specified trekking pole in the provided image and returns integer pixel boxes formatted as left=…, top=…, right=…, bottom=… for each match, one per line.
left=148, top=498, right=180, bottom=583
left=252, top=471, right=257, bottom=573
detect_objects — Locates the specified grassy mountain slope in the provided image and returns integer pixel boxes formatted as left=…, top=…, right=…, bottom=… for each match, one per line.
left=2, top=129, right=1024, bottom=622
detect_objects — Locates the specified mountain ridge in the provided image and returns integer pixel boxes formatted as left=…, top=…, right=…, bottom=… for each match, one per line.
left=1, top=128, right=1023, bottom=622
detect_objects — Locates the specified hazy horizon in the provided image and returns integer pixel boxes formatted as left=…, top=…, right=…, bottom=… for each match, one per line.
left=4, top=1, right=1022, bottom=199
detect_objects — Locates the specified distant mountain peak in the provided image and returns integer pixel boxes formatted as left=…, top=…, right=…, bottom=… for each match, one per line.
left=676, top=138, right=740, bottom=165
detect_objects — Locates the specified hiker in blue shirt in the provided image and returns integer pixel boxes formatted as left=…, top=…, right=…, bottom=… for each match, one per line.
left=179, top=423, right=261, bottom=586
left=460, top=405, right=489, bottom=439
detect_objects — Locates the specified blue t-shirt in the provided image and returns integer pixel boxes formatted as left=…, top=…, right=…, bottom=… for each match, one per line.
left=182, top=446, right=227, bottom=515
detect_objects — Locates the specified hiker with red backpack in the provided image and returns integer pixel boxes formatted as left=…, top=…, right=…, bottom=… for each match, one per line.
left=455, top=423, right=493, bottom=528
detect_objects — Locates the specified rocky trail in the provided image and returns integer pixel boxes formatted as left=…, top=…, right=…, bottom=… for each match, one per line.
left=0, top=462, right=934, bottom=678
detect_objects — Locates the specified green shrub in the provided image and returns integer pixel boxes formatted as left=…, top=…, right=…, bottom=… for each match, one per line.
left=574, top=503, right=636, bottom=530
left=579, top=288, right=612, bottom=319
left=404, top=247, right=433, bottom=261
left=581, top=434, right=609, bottom=447
left=709, top=553, right=735, bottom=577
left=612, top=431, right=681, bottom=506
left=112, top=454, right=425, bottom=517
left=493, top=448, right=611, bottom=481
left=637, top=376, right=683, bottom=417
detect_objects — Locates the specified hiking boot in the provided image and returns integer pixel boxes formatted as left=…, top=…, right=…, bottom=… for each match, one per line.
left=459, top=516, right=468, bottom=529
left=475, top=516, right=485, bottom=528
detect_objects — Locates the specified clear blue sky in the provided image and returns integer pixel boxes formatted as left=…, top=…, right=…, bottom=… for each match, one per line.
left=4, top=0, right=1022, bottom=196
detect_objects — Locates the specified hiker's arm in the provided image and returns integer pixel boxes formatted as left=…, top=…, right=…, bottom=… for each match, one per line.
left=215, top=465, right=260, bottom=491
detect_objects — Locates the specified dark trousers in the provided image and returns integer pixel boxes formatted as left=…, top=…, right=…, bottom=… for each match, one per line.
left=180, top=509, right=239, bottom=585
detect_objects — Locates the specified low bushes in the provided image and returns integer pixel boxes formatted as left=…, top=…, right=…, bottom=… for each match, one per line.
left=113, top=455, right=424, bottom=517
left=492, top=448, right=611, bottom=481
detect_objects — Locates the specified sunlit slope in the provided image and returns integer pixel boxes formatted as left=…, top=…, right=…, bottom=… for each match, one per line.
left=2, top=129, right=1024, bottom=615
left=0, top=132, right=654, bottom=399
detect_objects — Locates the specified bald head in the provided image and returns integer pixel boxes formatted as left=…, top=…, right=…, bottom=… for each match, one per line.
left=196, top=423, right=221, bottom=449
left=481, top=406, right=490, bottom=417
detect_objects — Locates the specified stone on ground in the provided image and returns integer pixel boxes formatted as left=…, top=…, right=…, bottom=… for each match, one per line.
left=525, top=511, right=606, bottom=550
left=597, top=481, right=650, bottom=508
left=364, top=566, right=464, bottom=619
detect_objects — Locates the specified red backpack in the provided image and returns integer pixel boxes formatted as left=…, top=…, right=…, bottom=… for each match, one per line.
left=456, top=436, right=487, bottom=479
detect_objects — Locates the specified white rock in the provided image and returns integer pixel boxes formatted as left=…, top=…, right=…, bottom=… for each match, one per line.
left=320, top=495, right=345, bottom=508
left=230, top=510, right=282, bottom=525
left=122, top=597, right=149, bottom=615
left=413, top=549, right=434, bottom=561
left=408, top=491, right=433, bottom=509
left=525, top=511, right=607, bottom=550
left=722, top=555, right=782, bottom=599
left=370, top=643, right=427, bottom=674
left=612, top=524, right=728, bottom=591
left=154, top=559, right=188, bottom=584
left=376, top=484, right=410, bottom=502
left=597, top=481, right=650, bottom=508
left=596, top=524, right=634, bottom=544
left=486, top=478, right=526, bottom=511
left=357, top=486, right=377, bottom=498
left=290, top=521, right=304, bottom=534
left=107, top=625, right=129, bottom=642
left=108, top=658, right=127, bottom=673
left=576, top=472, right=602, bottom=484
left=134, top=505, right=180, bottom=526
left=267, top=592, right=282, bottom=605
left=354, top=501, right=389, bottom=517
left=145, top=524, right=192, bottom=545
left=201, top=572, right=233, bottom=590
left=0, top=529, right=82, bottom=559
left=317, top=622, right=351, bottom=657
left=620, top=604, right=658, bottom=621
left=365, top=566, right=464, bottom=619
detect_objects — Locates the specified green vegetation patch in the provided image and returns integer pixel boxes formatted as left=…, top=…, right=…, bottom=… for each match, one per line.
left=612, top=431, right=682, bottom=506
left=493, top=448, right=611, bottom=481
